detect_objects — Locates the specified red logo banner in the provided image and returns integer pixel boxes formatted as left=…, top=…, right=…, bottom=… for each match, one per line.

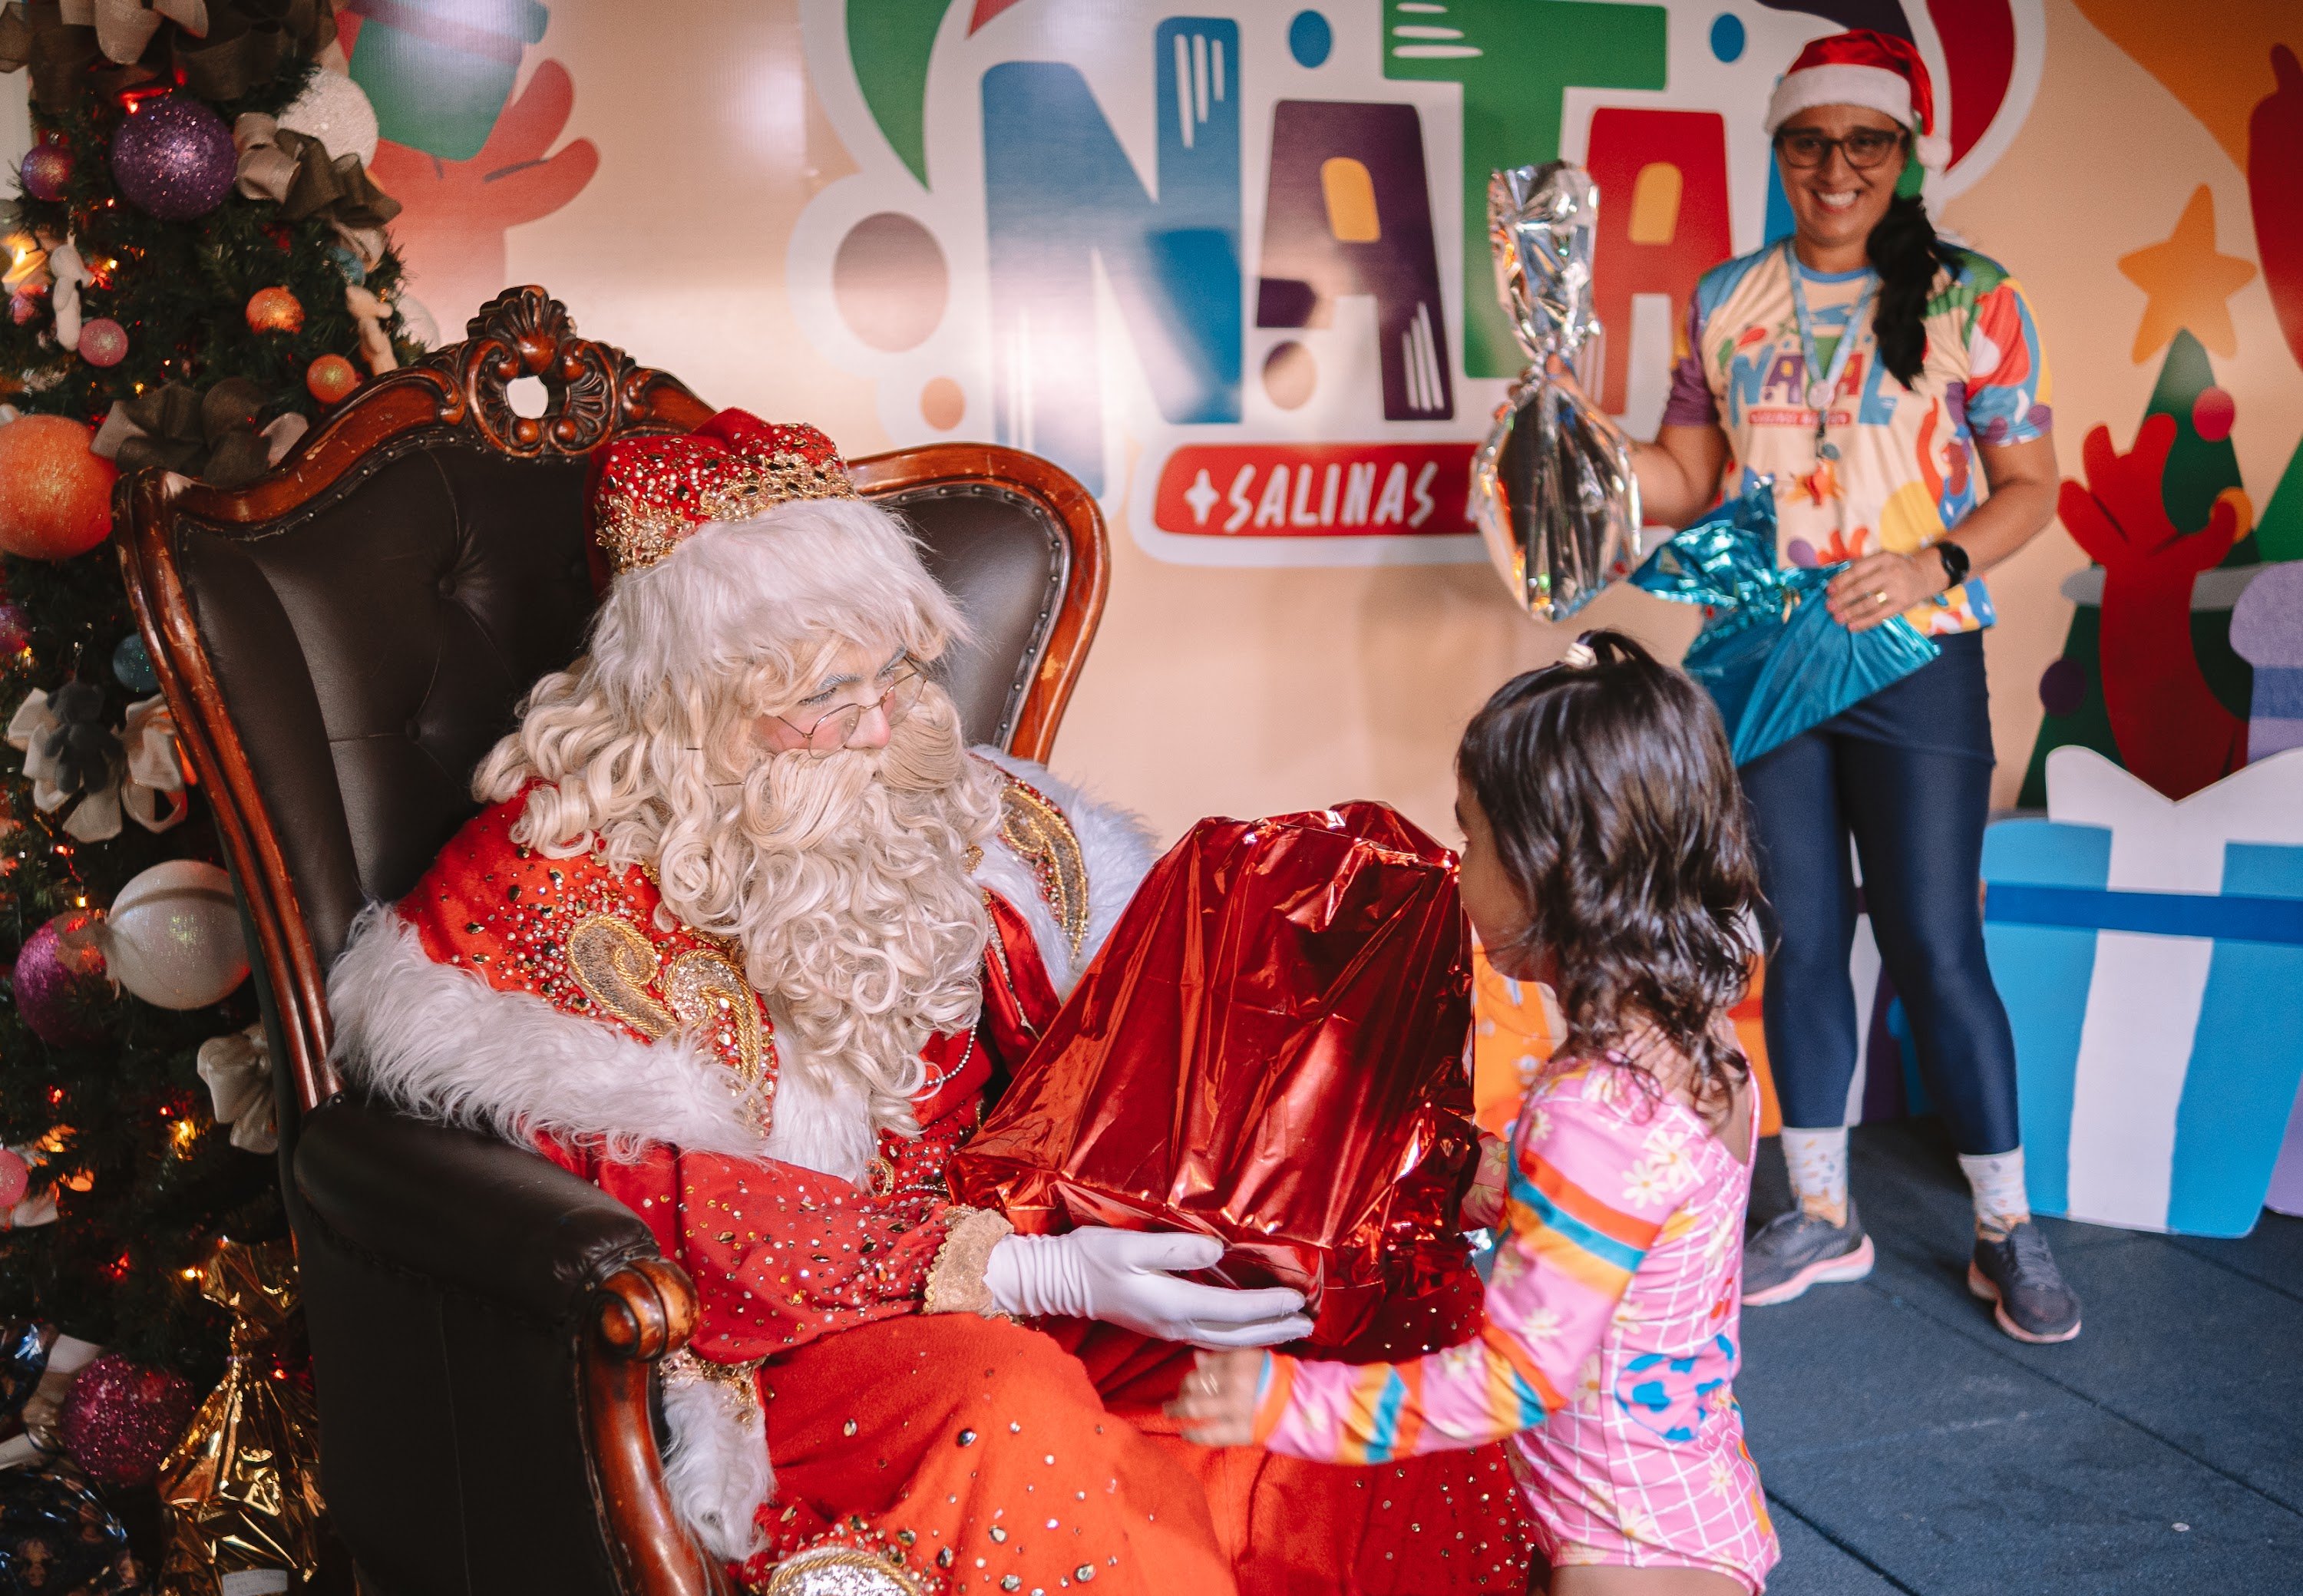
left=1152, top=443, right=1477, bottom=537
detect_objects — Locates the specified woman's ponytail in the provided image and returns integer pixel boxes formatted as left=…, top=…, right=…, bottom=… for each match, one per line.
left=1867, top=192, right=1958, bottom=390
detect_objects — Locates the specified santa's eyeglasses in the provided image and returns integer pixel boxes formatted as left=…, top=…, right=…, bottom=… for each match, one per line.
left=772, top=658, right=929, bottom=757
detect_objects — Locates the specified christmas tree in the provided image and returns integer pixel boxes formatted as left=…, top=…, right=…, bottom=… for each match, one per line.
left=0, top=0, right=414, bottom=1560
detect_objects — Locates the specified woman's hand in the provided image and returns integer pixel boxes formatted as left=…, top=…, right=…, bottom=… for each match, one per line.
left=1165, top=1348, right=1266, bottom=1446
left=1826, top=549, right=1945, bottom=631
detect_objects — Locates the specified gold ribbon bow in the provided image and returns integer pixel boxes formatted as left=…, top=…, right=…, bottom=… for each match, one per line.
left=233, top=110, right=401, bottom=268
left=90, top=375, right=308, bottom=487
left=0, top=0, right=335, bottom=111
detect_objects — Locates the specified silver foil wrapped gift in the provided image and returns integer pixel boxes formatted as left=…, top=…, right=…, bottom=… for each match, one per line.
left=1472, top=163, right=1642, bottom=621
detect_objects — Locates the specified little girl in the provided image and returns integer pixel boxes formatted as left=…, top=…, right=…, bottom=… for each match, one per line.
left=1171, top=630, right=1780, bottom=1594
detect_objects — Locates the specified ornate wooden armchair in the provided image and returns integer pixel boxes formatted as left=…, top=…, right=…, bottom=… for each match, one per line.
left=116, top=289, right=1109, bottom=1595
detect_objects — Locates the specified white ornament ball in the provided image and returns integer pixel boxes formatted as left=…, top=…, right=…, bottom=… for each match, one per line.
left=395, top=293, right=440, bottom=350
left=99, top=860, right=249, bottom=1010
left=279, top=69, right=379, bottom=168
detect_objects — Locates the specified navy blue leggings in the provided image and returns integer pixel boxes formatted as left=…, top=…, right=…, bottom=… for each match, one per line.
left=1736, top=633, right=2021, bottom=1155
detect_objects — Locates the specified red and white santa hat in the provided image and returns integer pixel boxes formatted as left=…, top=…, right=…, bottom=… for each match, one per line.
left=1763, top=28, right=1950, bottom=172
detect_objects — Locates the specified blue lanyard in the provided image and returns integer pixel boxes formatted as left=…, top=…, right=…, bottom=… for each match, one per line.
left=1783, top=240, right=1876, bottom=464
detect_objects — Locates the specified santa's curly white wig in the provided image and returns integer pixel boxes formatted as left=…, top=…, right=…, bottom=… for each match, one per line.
left=476, top=497, right=1000, bottom=1140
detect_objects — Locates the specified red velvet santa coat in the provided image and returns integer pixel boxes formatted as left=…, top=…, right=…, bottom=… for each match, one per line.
left=327, top=754, right=1535, bottom=1594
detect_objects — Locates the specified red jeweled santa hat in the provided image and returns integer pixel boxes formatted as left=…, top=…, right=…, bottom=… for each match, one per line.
left=1763, top=28, right=1950, bottom=173
left=590, top=408, right=857, bottom=576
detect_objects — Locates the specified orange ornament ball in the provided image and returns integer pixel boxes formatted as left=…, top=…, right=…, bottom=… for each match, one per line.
left=306, top=353, right=359, bottom=405
left=245, top=286, right=303, bottom=335
left=0, top=415, right=118, bottom=560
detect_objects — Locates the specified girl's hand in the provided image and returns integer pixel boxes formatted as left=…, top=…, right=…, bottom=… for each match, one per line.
left=1462, top=1133, right=1509, bottom=1231
left=1165, top=1348, right=1265, bottom=1447
left=1826, top=550, right=1945, bottom=631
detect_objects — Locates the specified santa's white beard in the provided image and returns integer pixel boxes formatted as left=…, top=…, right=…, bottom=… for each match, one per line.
left=603, top=702, right=997, bottom=1141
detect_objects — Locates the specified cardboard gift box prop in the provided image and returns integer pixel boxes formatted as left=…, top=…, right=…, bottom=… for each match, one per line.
left=952, top=802, right=1481, bottom=1347
left=1982, top=745, right=2303, bottom=1237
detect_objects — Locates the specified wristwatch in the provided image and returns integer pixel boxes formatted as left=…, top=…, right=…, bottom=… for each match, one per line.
left=1935, top=539, right=1972, bottom=590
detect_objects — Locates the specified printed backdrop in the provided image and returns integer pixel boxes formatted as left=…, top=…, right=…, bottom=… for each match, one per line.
left=8, top=0, right=2296, bottom=840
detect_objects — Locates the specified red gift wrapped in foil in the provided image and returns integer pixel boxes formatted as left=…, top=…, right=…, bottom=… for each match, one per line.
left=951, top=801, right=1480, bottom=1348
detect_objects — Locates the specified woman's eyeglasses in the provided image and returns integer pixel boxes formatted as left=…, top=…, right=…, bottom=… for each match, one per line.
left=774, top=659, right=928, bottom=758
left=1774, top=127, right=1906, bottom=171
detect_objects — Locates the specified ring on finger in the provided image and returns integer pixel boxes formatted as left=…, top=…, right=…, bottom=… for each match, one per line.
left=1870, top=589, right=1891, bottom=606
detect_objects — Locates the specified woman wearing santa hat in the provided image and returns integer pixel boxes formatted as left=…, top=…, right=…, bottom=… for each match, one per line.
left=1615, top=29, right=2080, bottom=1343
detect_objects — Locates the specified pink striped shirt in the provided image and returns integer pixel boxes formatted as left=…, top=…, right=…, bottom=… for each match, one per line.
left=1254, top=1059, right=1779, bottom=1589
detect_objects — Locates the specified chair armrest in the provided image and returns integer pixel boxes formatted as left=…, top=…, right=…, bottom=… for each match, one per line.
left=293, top=1095, right=658, bottom=1328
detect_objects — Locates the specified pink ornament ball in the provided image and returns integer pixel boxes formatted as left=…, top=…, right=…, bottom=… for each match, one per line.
left=78, top=316, right=127, bottom=368
left=12, top=911, right=114, bottom=1046
left=9, top=289, right=39, bottom=325
left=0, top=1147, right=27, bottom=1211
left=58, top=1353, right=196, bottom=1488
left=110, top=94, right=235, bottom=220
left=20, top=143, right=71, bottom=202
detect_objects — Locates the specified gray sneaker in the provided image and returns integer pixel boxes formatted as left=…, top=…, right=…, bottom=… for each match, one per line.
left=1742, top=1201, right=1875, bottom=1307
left=1969, top=1220, right=2082, bottom=1343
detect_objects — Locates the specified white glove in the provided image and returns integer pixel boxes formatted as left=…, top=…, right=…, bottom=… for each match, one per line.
left=983, top=1228, right=1313, bottom=1348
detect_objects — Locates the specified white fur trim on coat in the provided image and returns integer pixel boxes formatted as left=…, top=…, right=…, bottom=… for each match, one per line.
left=970, top=748, right=1160, bottom=995
left=326, top=904, right=768, bottom=1161
left=661, top=1374, right=773, bottom=1562
left=758, top=1039, right=877, bottom=1187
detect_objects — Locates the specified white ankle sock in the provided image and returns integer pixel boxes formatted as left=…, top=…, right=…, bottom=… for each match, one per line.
left=1780, top=1126, right=1849, bottom=1225
left=1959, top=1149, right=2031, bottom=1239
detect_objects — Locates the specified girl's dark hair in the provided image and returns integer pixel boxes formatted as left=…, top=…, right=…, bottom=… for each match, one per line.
left=1456, top=630, right=1762, bottom=1130
left=1868, top=189, right=1960, bottom=390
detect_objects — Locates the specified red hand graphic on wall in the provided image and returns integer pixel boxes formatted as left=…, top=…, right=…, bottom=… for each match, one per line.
left=2248, top=45, right=2303, bottom=372
left=2059, top=413, right=2248, bottom=799
left=368, top=61, right=600, bottom=335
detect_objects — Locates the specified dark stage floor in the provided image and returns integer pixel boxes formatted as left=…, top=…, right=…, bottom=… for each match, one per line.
left=1736, top=1120, right=2303, bottom=1595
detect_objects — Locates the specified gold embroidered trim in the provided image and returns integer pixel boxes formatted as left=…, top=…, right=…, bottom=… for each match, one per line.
left=662, top=947, right=770, bottom=1099
left=996, top=776, right=1089, bottom=962
left=597, top=452, right=857, bottom=575
left=660, top=1347, right=768, bottom=1389
left=762, top=1544, right=926, bottom=1596
left=920, top=1206, right=1013, bottom=1318
left=567, top=914, right=674, bottom=1038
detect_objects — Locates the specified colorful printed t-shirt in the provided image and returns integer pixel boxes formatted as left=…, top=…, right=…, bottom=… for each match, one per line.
left=1662, top=241, right=2054, bottom=636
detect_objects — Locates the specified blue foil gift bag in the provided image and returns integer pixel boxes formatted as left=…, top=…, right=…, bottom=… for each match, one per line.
left=1630, top=487, right=1940, bottom=765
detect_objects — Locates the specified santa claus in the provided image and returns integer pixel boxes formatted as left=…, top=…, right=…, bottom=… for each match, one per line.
left=325, top=411, right=1533, bottom=1594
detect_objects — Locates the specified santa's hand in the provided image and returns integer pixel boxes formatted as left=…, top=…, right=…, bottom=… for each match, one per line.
left=983, top=1228, right=1312, bottom=1347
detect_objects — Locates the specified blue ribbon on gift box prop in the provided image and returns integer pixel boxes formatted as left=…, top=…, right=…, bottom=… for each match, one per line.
left=1981, top=819, right=2303, bottom=1237
left=1627, top=486, right=1940, bottom=765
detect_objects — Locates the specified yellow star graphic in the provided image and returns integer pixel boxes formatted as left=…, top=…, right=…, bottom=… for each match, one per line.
left=2116, top=185, right=2258, bottom=363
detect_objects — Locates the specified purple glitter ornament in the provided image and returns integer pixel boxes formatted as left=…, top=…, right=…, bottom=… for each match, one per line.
left=12, top=911, right=114, bottom=1047
left=58, top=1353, right=195, bottom=1488
left=110, top=94, right=236, bottom=220
left=0, top=600, right=27, bottom=653
left=20, top=143, right=71, bottom=202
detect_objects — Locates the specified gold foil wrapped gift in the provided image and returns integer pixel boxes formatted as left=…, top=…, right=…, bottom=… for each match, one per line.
left=155, top=1238, right=324, bottom=1594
